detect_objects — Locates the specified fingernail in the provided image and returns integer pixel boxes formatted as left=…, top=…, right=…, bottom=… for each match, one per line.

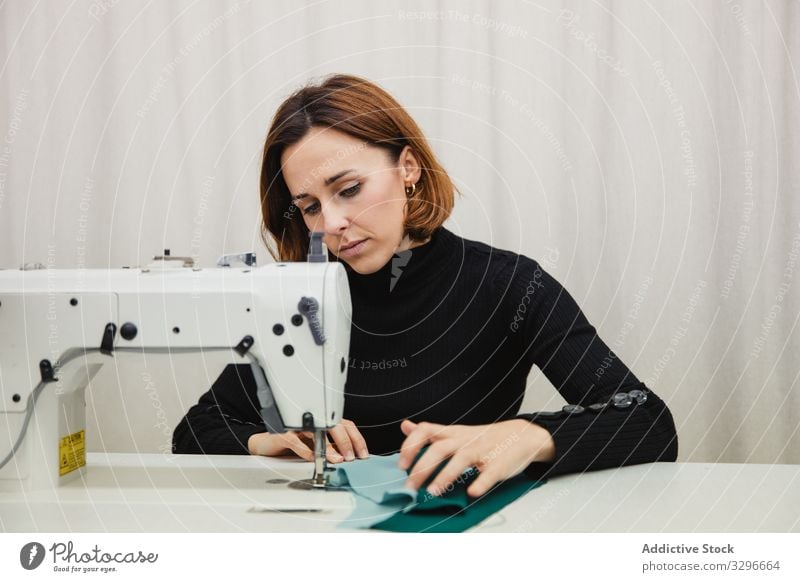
left=345, top=452, right=355, bottom=461
left=358, top=449, right=369, bottom=458
left=428, top=485, right=439, bottom=497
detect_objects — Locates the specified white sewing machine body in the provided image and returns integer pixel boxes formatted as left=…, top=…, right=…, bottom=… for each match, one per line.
left=0, top=255, right=351, bottom=493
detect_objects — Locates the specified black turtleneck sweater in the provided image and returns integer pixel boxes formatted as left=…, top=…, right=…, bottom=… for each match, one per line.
left=172, top=227, right=678, bottom=479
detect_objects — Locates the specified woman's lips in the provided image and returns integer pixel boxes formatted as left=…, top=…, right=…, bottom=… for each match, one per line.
left=340, top=239, right=368, bottom=257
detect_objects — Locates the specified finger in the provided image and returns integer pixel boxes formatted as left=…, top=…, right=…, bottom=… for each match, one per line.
left=341, top=420, right=369, bottom=458
left=398, top=421, right=437, bottom=470
left=288, top=432, right=343, bottom=463
left=466, top=466, right=503, bottom=498
left=283, top=433, right=314, bottom=462
left=327, top=424, right=355, bottom=461
left=426, top=452, right=474, bottom=497
left=325, top=442, right=345, bottom=463
left=298, top=432, right=315, bottom=448
left=298, top=431, right=339, bottom=455
left=404, top=441, right=456, bottom=491
left=400, top=419, right=417, bottom=435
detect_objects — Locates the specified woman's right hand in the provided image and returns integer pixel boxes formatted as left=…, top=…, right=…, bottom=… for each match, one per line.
left=247, top=418, right=369, bottom=463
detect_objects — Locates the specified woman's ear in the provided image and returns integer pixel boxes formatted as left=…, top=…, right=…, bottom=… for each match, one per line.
left=398, top=145, right=422, bottom=184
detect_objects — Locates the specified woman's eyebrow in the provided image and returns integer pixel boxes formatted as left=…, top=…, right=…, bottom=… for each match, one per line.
left=292, top=169, right=356, bottom=201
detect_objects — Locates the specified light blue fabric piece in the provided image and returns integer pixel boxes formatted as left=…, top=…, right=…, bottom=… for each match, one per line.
left=330, top=453, right=419, bottom=529
left=330, top=453, right=417, bottom=504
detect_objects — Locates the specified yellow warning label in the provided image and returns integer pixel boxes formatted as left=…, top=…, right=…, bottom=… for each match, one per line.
left=59, top=430, right=86, bottom=477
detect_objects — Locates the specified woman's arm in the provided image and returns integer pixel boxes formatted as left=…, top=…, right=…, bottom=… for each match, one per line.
left=172, top=364, right=267, bottom=454
left=507, top=257, right=679, bottom=479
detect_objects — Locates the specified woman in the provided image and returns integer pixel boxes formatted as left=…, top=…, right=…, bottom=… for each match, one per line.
left=173, top=74, right=678, bottom=498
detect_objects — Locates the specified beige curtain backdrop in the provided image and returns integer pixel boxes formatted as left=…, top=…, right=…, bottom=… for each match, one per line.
left=1, top=0, right=797, bottom=464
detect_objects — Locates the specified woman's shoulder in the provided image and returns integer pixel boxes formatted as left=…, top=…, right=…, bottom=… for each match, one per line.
left=444, top=228, right=545, bottom=282
left=436, top=229, right=562, bottom=314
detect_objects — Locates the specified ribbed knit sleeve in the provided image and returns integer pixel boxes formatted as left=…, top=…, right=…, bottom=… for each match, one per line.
left=172, top=364, right=267, bottom=455
left=502, top=257, right=678, bottom=479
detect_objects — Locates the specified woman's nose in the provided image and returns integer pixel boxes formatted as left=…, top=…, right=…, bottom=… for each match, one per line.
left=320, top=203, right=350, bottom=234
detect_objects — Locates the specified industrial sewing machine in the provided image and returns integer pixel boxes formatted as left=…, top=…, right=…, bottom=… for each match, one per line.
left=0, top=233, right=351, bottom=493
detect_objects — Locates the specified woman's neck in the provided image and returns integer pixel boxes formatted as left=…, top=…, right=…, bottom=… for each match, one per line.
left=397, top=234, right=432, bottom=253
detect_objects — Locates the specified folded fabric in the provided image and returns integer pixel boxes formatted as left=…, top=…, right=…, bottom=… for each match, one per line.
left=332, top=452, right=546, bottom=532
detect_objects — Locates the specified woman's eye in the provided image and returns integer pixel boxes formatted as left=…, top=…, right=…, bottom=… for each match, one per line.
left=298, top=184, right=358, bottom=216
left=340, top=183, right=360, bottom=197
left=302, top=202, right=320, bottom=216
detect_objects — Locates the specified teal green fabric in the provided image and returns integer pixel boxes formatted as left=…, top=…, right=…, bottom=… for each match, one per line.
left=333, top=452, right=546, bottom=532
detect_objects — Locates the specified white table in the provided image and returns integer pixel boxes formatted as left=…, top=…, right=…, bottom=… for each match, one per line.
left=1, top=453, right=798, bottom=532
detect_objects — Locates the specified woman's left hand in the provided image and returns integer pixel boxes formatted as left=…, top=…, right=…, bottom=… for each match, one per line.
left=398, top=419, right=556, bottom=498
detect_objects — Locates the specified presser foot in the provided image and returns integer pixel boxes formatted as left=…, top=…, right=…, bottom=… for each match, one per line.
left=289, top=430, right=332, bottom=490
left=289, top=474, right=330, bottom=491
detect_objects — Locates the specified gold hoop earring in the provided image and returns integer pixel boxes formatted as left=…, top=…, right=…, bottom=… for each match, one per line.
left=405, top=183, right=416, bottom=198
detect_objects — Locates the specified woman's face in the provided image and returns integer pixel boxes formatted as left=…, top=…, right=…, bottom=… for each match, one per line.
left=280, top=126, right=423, bottom=274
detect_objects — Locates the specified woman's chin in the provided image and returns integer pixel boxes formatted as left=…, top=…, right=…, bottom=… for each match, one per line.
left=340, top=254, right=384, bottom=275
left=347, top=262, right=378, bottom=275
